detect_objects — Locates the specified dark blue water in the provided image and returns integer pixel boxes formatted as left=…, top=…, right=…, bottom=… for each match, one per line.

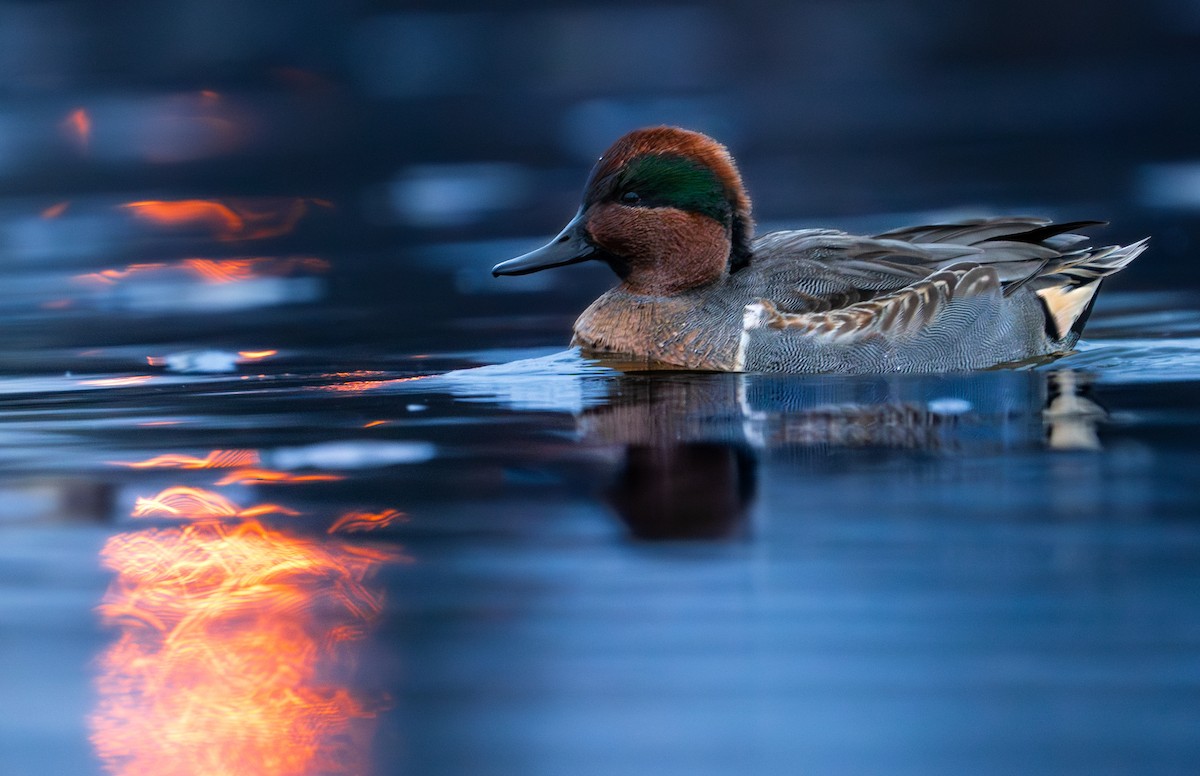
left=2, top=259, right=1199, bottom=775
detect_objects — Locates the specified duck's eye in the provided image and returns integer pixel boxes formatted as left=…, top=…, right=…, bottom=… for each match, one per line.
left=620, top=191, right=641, bottom=205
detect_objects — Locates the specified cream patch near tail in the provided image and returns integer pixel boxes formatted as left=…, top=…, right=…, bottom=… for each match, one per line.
left=1032, top=236, right=1149, bottom=340
left=1036, top=281, right=1101, bottom=340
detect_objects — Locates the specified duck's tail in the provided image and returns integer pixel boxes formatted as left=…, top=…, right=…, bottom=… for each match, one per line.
left=1031, top=237, right=1149, bottom=341
left=872, top=217, right=1148, bottom=342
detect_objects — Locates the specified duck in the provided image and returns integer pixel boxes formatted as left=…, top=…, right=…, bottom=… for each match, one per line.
left=492, top=126, right=1148, bottom=373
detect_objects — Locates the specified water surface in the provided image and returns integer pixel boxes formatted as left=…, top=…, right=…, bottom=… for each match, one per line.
left=2, top=270, right=1199, bottom=774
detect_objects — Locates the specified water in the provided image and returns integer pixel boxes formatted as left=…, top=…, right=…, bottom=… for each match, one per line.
left=2, top=237, right=1199, bottom=774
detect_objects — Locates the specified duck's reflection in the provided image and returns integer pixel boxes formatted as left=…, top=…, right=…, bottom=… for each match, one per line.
left=90, top=487, right=394, bottom=776
left=607, top=444, right=757, bottom=540
left=578, top=367, right=1105, bottom=538
left=439, top=354, right=1107, bottom=539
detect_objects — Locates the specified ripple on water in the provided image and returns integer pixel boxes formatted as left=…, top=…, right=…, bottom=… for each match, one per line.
left=1059, top=337, right=1200, bottom=383
left=437, top=347, right=618, bottom=412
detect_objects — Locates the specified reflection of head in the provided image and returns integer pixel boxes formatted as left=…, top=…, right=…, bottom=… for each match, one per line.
left=606, top=443, right=757, bottom=540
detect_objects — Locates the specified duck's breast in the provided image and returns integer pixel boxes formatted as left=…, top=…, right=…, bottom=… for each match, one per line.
left=572, top=287, right=748, bottom=370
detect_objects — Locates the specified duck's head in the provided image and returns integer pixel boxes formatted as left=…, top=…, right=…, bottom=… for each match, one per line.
left=492, top=127, right=753, bottom=295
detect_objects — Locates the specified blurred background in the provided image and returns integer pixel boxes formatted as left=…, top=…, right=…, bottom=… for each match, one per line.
left=1, top=0, right=1198, bottom=363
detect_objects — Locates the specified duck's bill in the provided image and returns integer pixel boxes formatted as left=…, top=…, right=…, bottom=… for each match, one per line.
left=492, top=212, right=597, bottom=276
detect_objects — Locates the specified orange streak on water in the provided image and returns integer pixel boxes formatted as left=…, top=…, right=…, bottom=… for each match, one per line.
left=130, top=487, right=298, bottom=520
left=132, top=487, right=241, bottom=518
left=215, top=469, right=344, bottom=486
left=363, top=420, right=388, bottom=428
left=180, top=258, right=258, bottom=283
left=63, top=108, right=90, bottom=150
left=238, top=503, right=302, bottom=518
left=318, top=376, right=428, bottom=393
left=76, top=257, right=329, bottom=288
left=120, top=198, right=323, bottom=241
left=332, top=382, right=382, bottom=393
left=235, top=199, right=309, bottom=241
left=115, top=450, right=261, bottom=470
left=237, top=350, right=278, bottom=360
left=42, top=201, right=70, bottom=219
left=122, top=200, right=243, bottom=234
left=74, top=263, right=169, bottom=285
left=91, top=487, right=392, bottom=775
left=328, top=509, right=407, bottom=534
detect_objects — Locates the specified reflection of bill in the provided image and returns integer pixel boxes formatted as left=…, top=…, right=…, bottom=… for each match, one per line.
left=91, top=488, right=395, bottom=776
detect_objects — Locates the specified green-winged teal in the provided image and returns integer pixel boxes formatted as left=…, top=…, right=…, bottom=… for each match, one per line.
left=493, top=127, right=1148, bottom=372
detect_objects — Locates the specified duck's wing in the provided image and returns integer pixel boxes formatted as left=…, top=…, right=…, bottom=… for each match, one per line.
left=745, top=264, right=1003, bottom=343
left=747, top=218, right=1132, bottom=312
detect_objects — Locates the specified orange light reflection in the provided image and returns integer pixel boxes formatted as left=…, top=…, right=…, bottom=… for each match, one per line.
left=318, top=375, right=427, bottom=393
left=42, top=201, right=71, bottom=219
left=121, top=198, right=327, bottom=241
left=91, top=487, right=393, bottom=776
left=215, top=468, right=344, bottom=486
left=76, top=263, right=169, bottom=285
left=132, top=486, right=296, bottom=520
left=239, top=503, right=302, bottom=519
left=75, top=257, right=329, bottom=287
left=180, top=258, right=259, bottom=283
left=114, top=450, right=261, bottom=470
left=63, top=108, right=91, bottom=150
left=328, top=509, right=407, bottom=534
